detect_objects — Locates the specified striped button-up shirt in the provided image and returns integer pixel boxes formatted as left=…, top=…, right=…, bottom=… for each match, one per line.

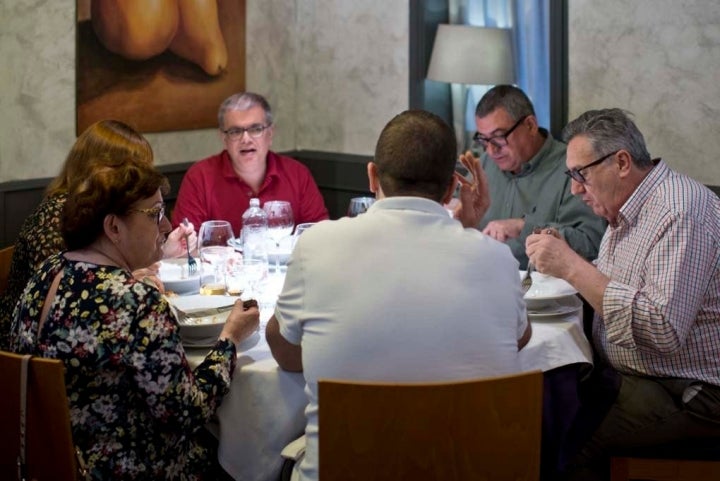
left=594, top=161, right=720, bottom=386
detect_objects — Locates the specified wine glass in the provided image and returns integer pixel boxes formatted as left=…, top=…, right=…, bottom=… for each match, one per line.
left=198, top=220, right=235, bottom=295
left=263, top=201, right=294, bottom=273
left=291, top=222, right=317, bottom=250
left=347, top=196, right=375, bottom=217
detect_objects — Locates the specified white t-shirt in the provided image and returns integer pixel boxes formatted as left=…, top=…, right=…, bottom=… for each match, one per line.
left=275, top=196, right=528, bottom=481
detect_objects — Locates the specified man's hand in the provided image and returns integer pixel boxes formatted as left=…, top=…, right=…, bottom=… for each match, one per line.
left=525, top=230, right=577, bottom=280
left=482, top=218, right=524, bottom=242
left=454, top=151, right=491, bottom=228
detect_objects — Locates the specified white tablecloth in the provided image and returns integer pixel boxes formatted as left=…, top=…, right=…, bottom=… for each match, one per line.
left=185, top=287, right=592, bottom=481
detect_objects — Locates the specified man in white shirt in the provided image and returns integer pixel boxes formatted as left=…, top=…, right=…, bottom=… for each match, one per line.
left=266, top=109, right=531, bottom=481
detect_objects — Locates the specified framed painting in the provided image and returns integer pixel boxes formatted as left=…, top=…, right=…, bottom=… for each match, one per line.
left=76, top=0, right=246, bottom=134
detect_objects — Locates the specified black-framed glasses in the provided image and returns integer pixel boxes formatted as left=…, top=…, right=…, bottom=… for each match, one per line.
left=223, top=124, right=270, bottom=140
left=129, top=204, right=166, bottom=225
left=564, top=150, right=619, bottom=184
left=473, top=115, right=528, bottom=149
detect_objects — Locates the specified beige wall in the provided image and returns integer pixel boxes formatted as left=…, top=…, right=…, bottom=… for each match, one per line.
left=0, top=0, right=407, bottom=184
left=568, top=0, right=720, bottom=184
left=2, top=0, right=718, bottom=185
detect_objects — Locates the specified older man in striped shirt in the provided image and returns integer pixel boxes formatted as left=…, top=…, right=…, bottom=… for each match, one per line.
left=526, top=108, right=720, bottom=480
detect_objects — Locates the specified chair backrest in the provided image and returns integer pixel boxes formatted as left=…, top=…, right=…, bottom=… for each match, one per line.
left=611, top=457, right=720, bottom=481
left=0, top=245, right=14, bottom=294
left=0, top=350, right=80, bottom=481
left=318, top=370, right=543, bottom=481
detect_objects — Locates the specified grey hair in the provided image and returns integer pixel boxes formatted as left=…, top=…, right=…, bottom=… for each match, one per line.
left=562, top=108, right=653, bottom=168
left=217, top=92, right=273, bottom=130
left=474, top=85, right=536, bottom=121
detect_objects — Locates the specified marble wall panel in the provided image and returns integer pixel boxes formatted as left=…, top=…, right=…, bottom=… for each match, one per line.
left=569, top=0, right=720, bottom=184
left=294, top=0, right=409, bottom=154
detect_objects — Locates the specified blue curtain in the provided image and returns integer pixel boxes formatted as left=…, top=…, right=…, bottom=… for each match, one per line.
left=462, top=0, right=551, bottom=133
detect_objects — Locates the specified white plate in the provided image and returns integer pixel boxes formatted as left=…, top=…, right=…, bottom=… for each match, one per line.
left=520, top=271, right=577, bottom=302
left=528, top=295, right=582, bottom=319
left=228, top=237, right=294, bottom=265
left=158, top=258, right=212, bottom=295
left=182, top=331, right=261, bottom=351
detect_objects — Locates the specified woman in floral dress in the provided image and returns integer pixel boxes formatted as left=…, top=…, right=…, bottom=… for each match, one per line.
left=0, top=120, right=196, bottom=349
left=10, top=150, right=258, bottom=480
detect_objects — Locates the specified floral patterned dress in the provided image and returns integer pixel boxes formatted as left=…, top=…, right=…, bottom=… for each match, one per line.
left=0, top=193, right=66, bottom=350
left=10, top=253, right=236, bottom=480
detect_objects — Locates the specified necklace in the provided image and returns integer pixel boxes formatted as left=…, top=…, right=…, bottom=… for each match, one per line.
left=86, top=245, right=131, bottom=271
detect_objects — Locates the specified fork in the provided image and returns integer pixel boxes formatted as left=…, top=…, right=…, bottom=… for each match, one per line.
left=182, top=218, right=197, bottom=275
left=521, top=262, right=535, bottom=292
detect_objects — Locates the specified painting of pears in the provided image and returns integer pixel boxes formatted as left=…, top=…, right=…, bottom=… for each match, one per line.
left=76, top=0, right=245, bottom=134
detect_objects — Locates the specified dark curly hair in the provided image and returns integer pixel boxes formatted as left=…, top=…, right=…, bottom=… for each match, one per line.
left=62, top=158, right=169, bottom=250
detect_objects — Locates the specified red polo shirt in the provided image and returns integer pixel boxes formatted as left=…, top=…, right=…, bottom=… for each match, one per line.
left=171, top=150, right=329, bottom=236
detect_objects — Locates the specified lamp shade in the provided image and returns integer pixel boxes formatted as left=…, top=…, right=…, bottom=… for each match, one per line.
left=427, top=24, right=515, bottom=85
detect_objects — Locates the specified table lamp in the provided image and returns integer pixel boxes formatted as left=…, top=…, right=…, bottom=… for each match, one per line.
left=427, top=24, right=516, bottom=152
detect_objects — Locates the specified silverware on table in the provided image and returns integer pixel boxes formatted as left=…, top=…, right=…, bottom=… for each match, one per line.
left=182, top=217, right=198, bottom=275
left=521, top=262, right=535, bottom=292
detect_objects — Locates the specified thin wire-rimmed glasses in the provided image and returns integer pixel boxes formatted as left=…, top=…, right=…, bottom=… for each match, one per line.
left=223, top=124, right=271, bottom=140
left=564, top=150, right=619, bottom=184
left=473, top=115, right=528, bottom=149
left=129, top=204, right=166, bottom=225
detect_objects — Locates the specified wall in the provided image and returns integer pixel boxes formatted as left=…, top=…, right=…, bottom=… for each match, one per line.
left=0, top=0, right=407, bottom=184
left=568, top=0, right=720, bottom=184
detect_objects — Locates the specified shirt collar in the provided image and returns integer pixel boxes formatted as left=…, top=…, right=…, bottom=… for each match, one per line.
left=371, top=196, right=450, bottom=217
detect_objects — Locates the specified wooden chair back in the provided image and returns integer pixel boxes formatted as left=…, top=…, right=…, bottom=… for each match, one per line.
left=318, top=370, right=543, bottom=481
left=0, top=245, right=14, bottom=294
left=0, top=350, right=80, bottom=481
left=611, top=457, right=720, bottom=481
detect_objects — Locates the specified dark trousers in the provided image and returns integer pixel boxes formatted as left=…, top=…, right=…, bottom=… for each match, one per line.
left=561, top=370, right=720, bottom=481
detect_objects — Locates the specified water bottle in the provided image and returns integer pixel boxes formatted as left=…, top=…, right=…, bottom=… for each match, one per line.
left=241, top=198, right=269, bottom=264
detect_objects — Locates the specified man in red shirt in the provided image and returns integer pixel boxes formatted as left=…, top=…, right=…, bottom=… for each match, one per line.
left=172, top=92, right=329, bottom=236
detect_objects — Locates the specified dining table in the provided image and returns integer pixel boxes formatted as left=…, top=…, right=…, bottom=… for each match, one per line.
left=179, top=268, right=594, bottom=481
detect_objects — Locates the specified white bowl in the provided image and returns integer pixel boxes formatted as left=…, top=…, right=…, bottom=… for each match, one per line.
left=167, top=295, right=233, bottom=344
left=519, top=271, right=577, bottom=309
left=159, top=258, right=212, bottom=295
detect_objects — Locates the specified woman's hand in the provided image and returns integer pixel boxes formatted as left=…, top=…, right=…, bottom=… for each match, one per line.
left=133, top=263, right=165, bottom=293
left=163, top=221, right=197, bottom=258
left=220, top=299, right=260, bottom=344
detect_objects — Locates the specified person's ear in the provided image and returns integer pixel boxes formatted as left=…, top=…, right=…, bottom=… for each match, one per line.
left=525, top=115, right=539, bottom=134
left=367, top=162, right=380, bottom=194
left=103, top=213, right=122, bottom=244
left=616, top=150, right=633, bottom=178
left=440, top=176, right=458, bottom=205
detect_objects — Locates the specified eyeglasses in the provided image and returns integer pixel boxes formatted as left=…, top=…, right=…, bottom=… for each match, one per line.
left=129, top=204, right=166, bottom=225
left=473, top=115, right=528, bottom=149
left=223, top=124, right=270, bottom=140
left=564, top=150, right=619, bottom=184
